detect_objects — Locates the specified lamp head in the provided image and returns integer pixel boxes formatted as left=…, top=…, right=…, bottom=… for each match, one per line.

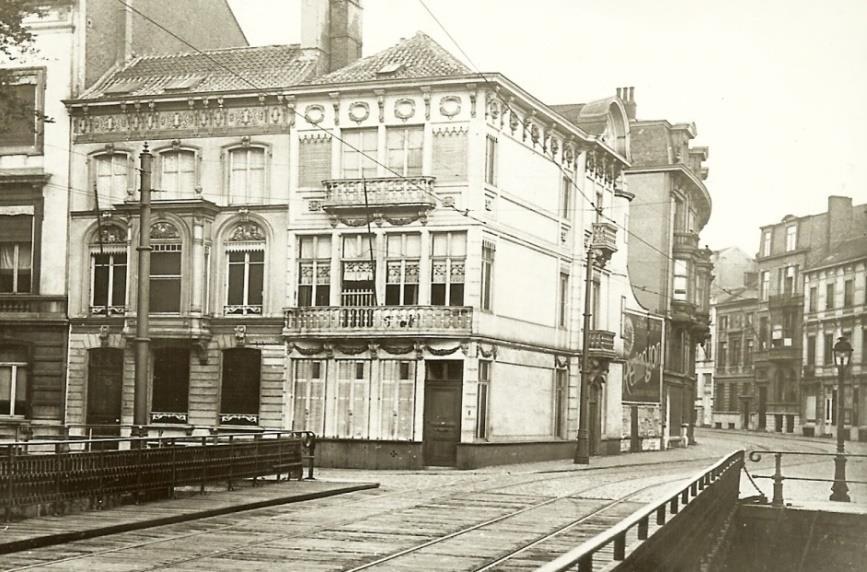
left=833, top=336, right=853, bottom=367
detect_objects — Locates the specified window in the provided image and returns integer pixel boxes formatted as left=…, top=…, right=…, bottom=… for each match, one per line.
left=298, top=134, right=332, bottom=187
left=93, top=153, right=129, bottom=207
left=476, top=360, right=490, bottom=439
left=719, top=315, right=728, bottom=331
left=553, top=368, right=568, bottom=439
left=826, top=388, right=836, bottom=424
left=484, top=135, right=497, bottom=186
left=149, top=243, right=182, bottom=313
left=825, top=283, right=835, bottom=310
left=761, top=230, right=772, bottom=257
left=431, top=127, right=467, bottom=182
left=335, top=360, right=370, bottom=438
left=0, top=68, right=43, bottom=153
left=823, top=333, right=834, bottom=365
left=590, top=278, right=601, bottom=329
left=386, top=126, right=423, bottom=176
left=782, top=266, right=797, bottom=295
left=760, top=271, right=769, bottom=301
left=226, top=251, right=264, bottom=315
left=0, top=346, right=28, bottom=417
left=292, top=360, right=326, bottom=433
left=341, top=234, right=375, bottom=306
left=717, top=342, right=727, bottom=370
left=220, top=348, right=261, bottom=426
left=561, top=176, right=572, bottom=220
left=431, top=232, right=466, bottom=306
left=759, top=317, right=769, bottom=350
left=298, top=235, right=331, bottom=307
left=385, top=233, right=420, bottom=305
left=844, top=279, right=854, bottom=307
left=342, top=128, right=378, bottom=178
left=378, top=360, right=416, bottom=439
left=481, top=241, right=495, bottom=311
left=809, top=286, right=817, bottom=312
left=807, top=335, right=816, bottom=365
left=728, top=382, right=738, bottom=412
left=744, top=339, right=754, bottom=365
left=673, top=259, right=689, bottom=301
left=731, top=338, right=741, bottom=366
left=674, top=198, right=684, bottom=231
left=714, top=379, right=724, bottom=411
left=558, top=272, right=569, bottom=328
left=151, top=347, right=189, bottom=424
left=785, top=224, right=797, bottom=251
left=91, top=252, right=127, bottom=315
left=0, top=214, right=33, bottom=293
left=159, top=149, right=196, bottom=199
left=227, top=146, right=265, bottom=204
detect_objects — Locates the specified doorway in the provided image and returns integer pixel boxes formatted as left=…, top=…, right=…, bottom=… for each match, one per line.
left=743, top=399, right=751, bottom=430
left=758, top=386, right=767, bottom=430
left=422, top=360, right=463, bottom=466
left=86, top=348, right=124, bottom=444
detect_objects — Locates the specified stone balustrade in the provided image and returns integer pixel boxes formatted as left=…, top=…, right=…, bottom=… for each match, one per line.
left=322, top=176, right=437, bottom=210
left=285, top=305, right=472, bottom=336
left=0, top=295, right=66, bottom=316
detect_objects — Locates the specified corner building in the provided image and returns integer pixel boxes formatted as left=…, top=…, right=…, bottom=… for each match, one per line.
left=64, top=1, right=648, bottom=467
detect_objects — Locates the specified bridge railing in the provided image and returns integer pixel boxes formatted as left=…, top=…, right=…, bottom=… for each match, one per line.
left=538, top=449, right=744, bottom=572
left=747, top=449, right=867, bottom=506
left=1, top=430, right=316, bottom=521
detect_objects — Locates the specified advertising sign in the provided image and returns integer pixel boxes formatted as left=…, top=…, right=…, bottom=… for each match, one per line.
left=622, top=310, right=663, bottom=403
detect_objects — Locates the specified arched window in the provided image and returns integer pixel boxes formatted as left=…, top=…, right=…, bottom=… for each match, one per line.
left=0, top=345, right=29, bottom=417
left=225, top=221, right=265, bottom=315
left=149, top=221, right=183, bottom=313
left=159, top=148, right=196, bottom=199
left=92, top=152, right=130, bottom=208
left=89, top=224, right=127, bottom=316
left=227, top=146, right=266, bottom=205
left=220, top=348, right=261, bottom=426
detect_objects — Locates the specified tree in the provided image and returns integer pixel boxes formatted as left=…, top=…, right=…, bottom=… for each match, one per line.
left=1, top=1, right=45, bottom=135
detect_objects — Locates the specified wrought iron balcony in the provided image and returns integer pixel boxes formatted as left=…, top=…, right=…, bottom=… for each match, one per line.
left=586, top=329, right=616, bottom=359
left=590, top=222, right=617, bottom=265
left=322, top=176, right=437, bottom=213
left=284, top=305, right=472, bottom=337
left=768, top=293, right=803, bottom=308
left=673, top=231, right=699, bottom=252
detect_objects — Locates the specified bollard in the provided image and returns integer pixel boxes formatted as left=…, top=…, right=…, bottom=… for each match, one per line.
left=772, top=453, right=784, bottom=507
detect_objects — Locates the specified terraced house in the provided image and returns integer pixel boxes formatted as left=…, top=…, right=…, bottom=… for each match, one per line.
left=62, top=0, right=653, bottom=468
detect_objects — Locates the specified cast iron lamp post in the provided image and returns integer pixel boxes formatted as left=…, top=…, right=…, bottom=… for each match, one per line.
left=830, top=336, right=852, bottom=502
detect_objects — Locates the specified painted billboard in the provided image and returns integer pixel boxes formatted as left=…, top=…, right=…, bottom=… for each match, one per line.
left=622, top=310, right=663, bottom=403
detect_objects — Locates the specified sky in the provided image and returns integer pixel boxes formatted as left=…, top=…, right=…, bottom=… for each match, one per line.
left=228, top=0, right=867, bottom=256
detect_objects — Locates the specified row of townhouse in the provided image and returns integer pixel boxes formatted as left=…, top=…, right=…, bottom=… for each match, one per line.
left=707, top=196, right=867, bottom=440
left=1, top=0, right=714, bottom=467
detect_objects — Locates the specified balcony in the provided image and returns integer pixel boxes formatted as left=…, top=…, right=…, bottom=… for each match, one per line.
left=768, top=293, right=803, bottom=309
left=322, top=176, right=437, bottom=216
left=590, top=222, right=617, bottom=265
left=284, top=305, right=473, bottom=337
left=586, top=329, right=616, bottom=359
left=768, top=342, right=800, bottom=362
left=673, top=231, right=699, bottom=253
left=0, top=295, right=66, bottom=320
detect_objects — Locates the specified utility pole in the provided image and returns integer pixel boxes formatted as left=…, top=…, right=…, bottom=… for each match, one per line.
left=133, top=144, right=153, bottom=434
left=574, top=242, right=595, bottom=464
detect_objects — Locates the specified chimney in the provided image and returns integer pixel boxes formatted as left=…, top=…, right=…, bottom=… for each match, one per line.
left=826, top=195, right=854, bottom=250
left=301, top=0, right=363, bottom=75
left=617, top=86, right=637, bottom=120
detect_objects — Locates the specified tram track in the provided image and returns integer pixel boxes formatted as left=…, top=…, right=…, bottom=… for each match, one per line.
left=0, top=431, right=839, bottom=571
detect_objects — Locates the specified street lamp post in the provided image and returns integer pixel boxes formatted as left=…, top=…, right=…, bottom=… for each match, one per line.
left=574, top=245, right=597, bottom=465
left=830, top=336, right=852, bottom=502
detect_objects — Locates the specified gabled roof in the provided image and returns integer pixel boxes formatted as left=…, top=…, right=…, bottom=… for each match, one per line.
left=307, top=32, right=472, bottom=85
left=80, top=45, right=323, bottom=100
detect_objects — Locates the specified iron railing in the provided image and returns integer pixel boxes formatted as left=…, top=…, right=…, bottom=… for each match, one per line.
left=1, top=430, right=316, bottom=521
left=537, top=450, right=744, bottom=572
left=747, top=450, right=867, bottom=506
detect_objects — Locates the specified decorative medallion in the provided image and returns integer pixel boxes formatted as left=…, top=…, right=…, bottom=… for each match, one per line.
left=150, top=221, right=180, bottom=239
left=348, top=101, right=370, bottom=124
left=228, top=222, right=265, bottom=242
left=308, top=199, right=322, bottom=211
left=95, top=225, right=126, bottom=244
left=439, top=96, right=461, bottom=118
left=304, top=104, right=325, bottom=125
left=394, top=98, right=416, bottom=120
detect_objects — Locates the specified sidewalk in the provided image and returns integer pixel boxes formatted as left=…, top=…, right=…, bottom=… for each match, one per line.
left=0, top=478, right=378, bottom=555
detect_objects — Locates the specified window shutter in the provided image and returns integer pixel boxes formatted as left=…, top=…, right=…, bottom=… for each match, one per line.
left=432, top=128, right=467, bottom=182
left=299, top=135, right=332, bottom=187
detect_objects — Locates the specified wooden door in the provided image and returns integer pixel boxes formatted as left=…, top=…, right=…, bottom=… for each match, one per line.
left=422, top=360, right=463, bottom=466
left=86, top=349, right=124, bottom=439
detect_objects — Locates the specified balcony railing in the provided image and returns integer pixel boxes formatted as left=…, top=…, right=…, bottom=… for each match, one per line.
left=0, top=295, right=66, bottom=316
left=768, top=293, right=803, bottom=308
left=673, top=230, right=699, bottom=252
left=322, top=176, right=437, bottom=211
left=587, top=329, right=616, bottom=359
left=768, top=344, right=800, bottom=362
left=590, top=222, right=617, bottom=264
left=90, top=305, right=126, bottom=317
left=284, top=305, right=472, bottom=336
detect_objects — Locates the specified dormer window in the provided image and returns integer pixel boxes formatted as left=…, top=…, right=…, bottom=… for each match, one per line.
left=785, top=224, right=797, bottom=252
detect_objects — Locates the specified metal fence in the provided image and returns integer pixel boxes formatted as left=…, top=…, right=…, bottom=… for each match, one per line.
left=1, top=430, right=315, bottom=521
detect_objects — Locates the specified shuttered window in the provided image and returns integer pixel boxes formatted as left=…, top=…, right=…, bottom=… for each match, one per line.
left=432, top=129, right=467, bottom=182
left=299, top=136, right=332, bottom=188
left=378, top=360, right=416, bottom=440
left=335, top=360, right=370, bottom=438
left=292, top=360, right=326, bottom=433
